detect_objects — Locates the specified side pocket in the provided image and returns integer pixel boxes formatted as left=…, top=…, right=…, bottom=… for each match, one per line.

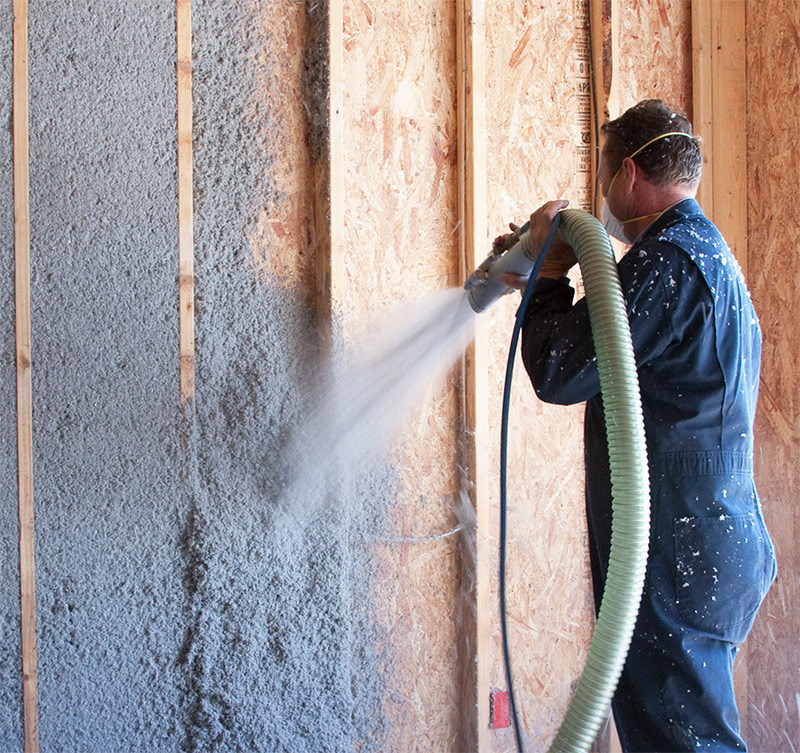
left=674, top=512, right=771, bottom=638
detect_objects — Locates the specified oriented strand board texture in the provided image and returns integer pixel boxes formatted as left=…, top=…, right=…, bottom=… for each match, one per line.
left=485, top=2, right=594, bottom=750
left=341, top=0, right=461, bottom=318
left=615, top=0, right=692, bottom=117
left=0, top=0, right=23, bottom=746
left=745, top=4, right=800, bottom=750
left=3, top=2, right=778, bottom=752
left=249, top=4, right=316, bottom=295
left=483, top=2, right=695, bottom=749
left=341, top=1, right=466, bottom=749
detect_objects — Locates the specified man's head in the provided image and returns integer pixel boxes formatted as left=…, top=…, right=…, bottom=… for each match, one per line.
left=598, top=100, right=703, bottom=242
left=599, top=99, right=702, bottom=194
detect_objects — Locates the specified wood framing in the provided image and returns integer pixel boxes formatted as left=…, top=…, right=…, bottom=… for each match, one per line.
left=588, top=0, right=608, bottom=216
left=315, top=0, right=343, bottom=338
left=328, top=0, right=343, bottom=307
left=13, top=0, right=39, bottom=750
left=691, top=0, right=714, bottom=210
left=691, top=1, right=750, bottom=726
left=588, top=0, right=619, bottom=214
left=177, top=0, right=194, bottom=404
left=692, top=0, right=748, bottom=267
left=588, top=0, right=615, bottom=120
left=587, top=9, right=621, bottom=749
left=743, top=5, right=800, bottom=750
left=456, top=1, right=489, bottom=748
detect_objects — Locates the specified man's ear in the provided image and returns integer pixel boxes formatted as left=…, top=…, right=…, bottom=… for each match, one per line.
left=620, top=156, right=638, bottom=191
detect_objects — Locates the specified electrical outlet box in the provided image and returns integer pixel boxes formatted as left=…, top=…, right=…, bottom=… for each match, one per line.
left=490, top=688, right=510, bottom=729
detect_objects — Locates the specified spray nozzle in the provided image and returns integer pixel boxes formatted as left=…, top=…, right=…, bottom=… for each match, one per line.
left=464, top=249, right=503, bottom=285
left=464, top=221, right=534, bottom=314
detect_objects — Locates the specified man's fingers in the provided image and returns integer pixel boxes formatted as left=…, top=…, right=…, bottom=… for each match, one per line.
left=500, top=272, right=529, bottom=292
left=532, top=199, right=570, bottom=227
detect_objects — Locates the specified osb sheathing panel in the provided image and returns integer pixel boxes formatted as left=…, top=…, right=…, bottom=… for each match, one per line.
left=745, top=4, right=800, bottom=749
left=482, top=1, right=695, bottom=748
left=615, top=0, right=692, bottom=117
left=250, top=3, right=316, bottom=298
left=338, top=0, right=699, bottom=749
left=341, top=1, right=464, bottom=749
left=341, top=0, right=460, bottom=319
left=485, top=2, right=593, bottom=749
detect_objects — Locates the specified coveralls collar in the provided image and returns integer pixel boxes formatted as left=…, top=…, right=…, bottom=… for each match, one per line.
left=632, top=197, right=704, bottom=247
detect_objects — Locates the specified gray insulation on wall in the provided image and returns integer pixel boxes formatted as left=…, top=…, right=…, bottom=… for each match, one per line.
left=1, top=1, right=391, bottom=751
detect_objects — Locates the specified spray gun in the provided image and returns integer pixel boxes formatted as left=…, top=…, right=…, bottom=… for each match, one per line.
left=463, top=220, right=534, bottom=313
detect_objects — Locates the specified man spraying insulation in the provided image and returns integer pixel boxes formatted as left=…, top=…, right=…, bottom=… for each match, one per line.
left=502, top=100, right=776, bottom=752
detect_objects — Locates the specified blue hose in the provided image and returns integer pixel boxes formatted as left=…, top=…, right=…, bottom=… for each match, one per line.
left=499, top=210, right=650, bottom=753
left=500, top=214, right=562, bottom=752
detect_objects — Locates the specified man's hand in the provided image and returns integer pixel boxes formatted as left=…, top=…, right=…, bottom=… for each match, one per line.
left=499, top=200, right=577, bottom=292
left=526, top=200, right=576, bottom=279
left=492, top=222, right=521, bottom=254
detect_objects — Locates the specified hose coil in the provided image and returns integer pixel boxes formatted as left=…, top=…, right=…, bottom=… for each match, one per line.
left=500, top=209, right=650, bottom=753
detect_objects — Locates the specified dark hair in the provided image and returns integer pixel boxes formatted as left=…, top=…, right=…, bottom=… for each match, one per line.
left=601, top=99, right=702, bottom=187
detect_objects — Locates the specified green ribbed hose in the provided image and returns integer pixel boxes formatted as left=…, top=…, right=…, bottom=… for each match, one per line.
left=547, top=209, right=651, bottom=753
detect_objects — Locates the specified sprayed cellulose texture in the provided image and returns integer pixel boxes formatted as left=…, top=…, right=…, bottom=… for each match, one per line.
left=26, top=1, right=183, bottom=750
left=3, top=1, right=391, bottom=750
left=182, top=1, right=389, bottom=749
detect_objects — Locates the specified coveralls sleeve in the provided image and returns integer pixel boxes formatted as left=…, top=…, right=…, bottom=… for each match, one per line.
left=520, top=242, right=680, bottom=405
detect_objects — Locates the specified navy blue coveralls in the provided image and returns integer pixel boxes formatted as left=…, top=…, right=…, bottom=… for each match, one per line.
left=521, top=199, right=776, bottom=752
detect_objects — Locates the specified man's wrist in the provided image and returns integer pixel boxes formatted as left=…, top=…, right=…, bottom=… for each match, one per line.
left=537, top=262, right=573, bottom=280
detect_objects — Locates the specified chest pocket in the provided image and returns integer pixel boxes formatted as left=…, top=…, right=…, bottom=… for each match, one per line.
left=674, top=511, right=775, bottom=642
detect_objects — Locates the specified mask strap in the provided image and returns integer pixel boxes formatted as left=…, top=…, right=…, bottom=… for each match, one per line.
left=627, top=130, right=695, bottom=160
left=621, top=210, right=663, bottom=225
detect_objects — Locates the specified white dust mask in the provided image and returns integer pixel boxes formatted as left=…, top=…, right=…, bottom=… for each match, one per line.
left=601, top=198, right=628, bottom=243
